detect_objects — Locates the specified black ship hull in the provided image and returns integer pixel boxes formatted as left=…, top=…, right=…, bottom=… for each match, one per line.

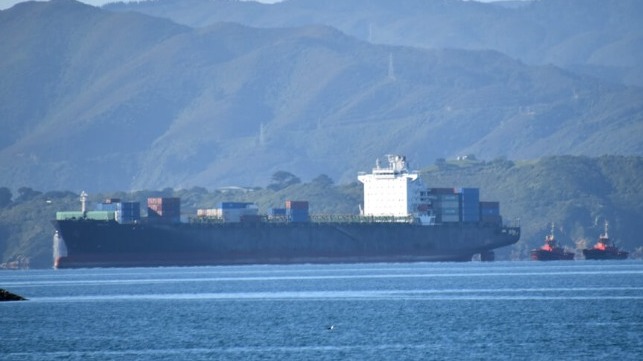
left=53, top=220, right=520, bottom=268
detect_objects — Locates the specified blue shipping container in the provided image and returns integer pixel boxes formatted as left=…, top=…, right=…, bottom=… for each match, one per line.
left=219, top=202, right=254, bottom=209
left=287, top=209, right=309, bottom=222
left=270, top=208, right=287, bottom=216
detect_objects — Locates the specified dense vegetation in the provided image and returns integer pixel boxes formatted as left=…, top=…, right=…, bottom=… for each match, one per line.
left=1, top=155, right=641, bottom=268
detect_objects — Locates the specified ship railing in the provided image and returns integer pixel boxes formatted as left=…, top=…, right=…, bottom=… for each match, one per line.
left=189, top=214, right=417, bottom=224
left=187, top=214, right=522, bottom=228
left=309, top=215, right=414, bottom=224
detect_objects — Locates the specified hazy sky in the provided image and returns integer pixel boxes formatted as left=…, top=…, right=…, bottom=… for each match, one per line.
left=0, top=0, right=512, bottom=11
left=0, top=0, right=280, bottom=10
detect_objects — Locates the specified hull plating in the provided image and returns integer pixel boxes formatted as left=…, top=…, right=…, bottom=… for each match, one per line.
left=582, top=249, right=628, bottom=260
left=53, top=220, right=520, bottom=268
left=530, top=249, right=575, bottom=261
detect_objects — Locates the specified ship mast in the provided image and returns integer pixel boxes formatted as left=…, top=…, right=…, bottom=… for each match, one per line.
left=546, top=223, right=556, bottom=244
left=80, top=191, right=88, bottom=213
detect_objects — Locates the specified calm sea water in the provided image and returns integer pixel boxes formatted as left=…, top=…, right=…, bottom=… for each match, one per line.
left=1, top=261, right=642, bottom=360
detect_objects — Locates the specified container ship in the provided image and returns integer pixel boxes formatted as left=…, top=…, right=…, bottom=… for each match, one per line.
left=52, top=155, right=521, bottom=268
left=582, top=221, right=628, bottom=260
left=530, top=224, right=575, bottom=261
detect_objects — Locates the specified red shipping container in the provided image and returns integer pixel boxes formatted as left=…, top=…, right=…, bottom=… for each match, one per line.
left=285, top=200, right=309, bottom=210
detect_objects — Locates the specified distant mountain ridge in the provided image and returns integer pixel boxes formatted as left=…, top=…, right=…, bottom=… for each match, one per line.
left=106, top=0, right=643, bottom=87
left=0, top=0, right=642, bottom=192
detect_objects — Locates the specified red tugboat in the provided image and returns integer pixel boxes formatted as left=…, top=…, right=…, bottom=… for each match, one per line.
left=582, top=221, right=629, bottom=260
left=530, top=224, right=575, bottom=261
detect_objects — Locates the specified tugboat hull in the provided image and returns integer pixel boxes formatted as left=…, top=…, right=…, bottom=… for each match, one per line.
left=582, top=249, right=628, bottom=260
left=530, top=249, right=575, bottom=261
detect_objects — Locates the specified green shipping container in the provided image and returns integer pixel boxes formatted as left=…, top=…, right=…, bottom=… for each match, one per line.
left=56, top=211, right=85, bottom=220
left=85, top=211, right=116, bottom=221
left=56, top=211, right=115, bottom=221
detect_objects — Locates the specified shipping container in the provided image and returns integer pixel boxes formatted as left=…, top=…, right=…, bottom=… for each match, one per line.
left=459, top=188, right=479, bottom=204
left=240, top=215, right=264, bottom=223
left=481, top=214, right=502, bottom=224
left=147, top=197, right=181, bottom=223
left=84, top=211, right=116, bottom=221
left=480, top=201, right=499, bottom=208
left=429, top=188, right=455, bottom=195
left=438, top=200, right=460, bottom=209
left=148, top=197, right=180, bottom=207
left=147, top=198, right=181, bottom=220
left=457, top=188, right=479, bottom=196
left=269, top=208, right=287, bottom=216
left=480, top=202, right=500, bottom=216
left=197, top=209, right=221, bottom=217
left=116, top=202, right=140, bottom=224
left=439, top=194, right=460, bottom=202
left=219, top=202, right=254, bottom=209
left=287, top=208, right=309, bottom=222
left=441, top=208, right=459, bottom=216
left=440, top=214, right=460, bottom=223
left=480, top=207, right=500, bottom=216
left=56, top=211, right=85, bottom=220
left=95, top=203, right=117, bottom=212
left=285, top=200, right=309, bottom=210
left=221, top=206, right=259, bottom=223
left=462, top=213, right=480, bottom=223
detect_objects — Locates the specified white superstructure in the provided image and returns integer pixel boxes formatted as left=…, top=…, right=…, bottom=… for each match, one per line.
left=358, top=155, right=431, bottom=222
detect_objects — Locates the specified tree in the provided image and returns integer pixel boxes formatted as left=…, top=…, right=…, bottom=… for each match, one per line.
left=268, top=171, right=301, bottom=191
left=16, top=187, right=41, bottom=202
left=312, top=174, right=334, bottom=187
left=0, top=187, right=12, bottom=207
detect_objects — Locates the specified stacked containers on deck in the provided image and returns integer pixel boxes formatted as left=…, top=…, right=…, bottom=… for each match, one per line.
left=117, top=202, right=141, bottom=224
left=219, top=202, right=258, bottom=223
left=147, top=197, right=181, bottom=223
left=95, top=199, right=141, bottom=223
left=480, top=201, right=501, bottom=225
left=197, top=209, right=220, bottom=217
left=439, top=193, right=460, bottom=223
left=268, top=208, right=287, bottom=221
left=429, top=188, right=460, bottom=223
left=286, top=201, right=309, bottom=223
left=83, top=211, right=116, bottom=221
left=269, top=208, right=287, bottom=217
left=95, top=198, right=120, bottom=211
left=458, top=188, right=480, bottom=223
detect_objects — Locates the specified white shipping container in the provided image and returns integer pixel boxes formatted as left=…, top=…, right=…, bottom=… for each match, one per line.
left=197, top=209, right=221, bottom=217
